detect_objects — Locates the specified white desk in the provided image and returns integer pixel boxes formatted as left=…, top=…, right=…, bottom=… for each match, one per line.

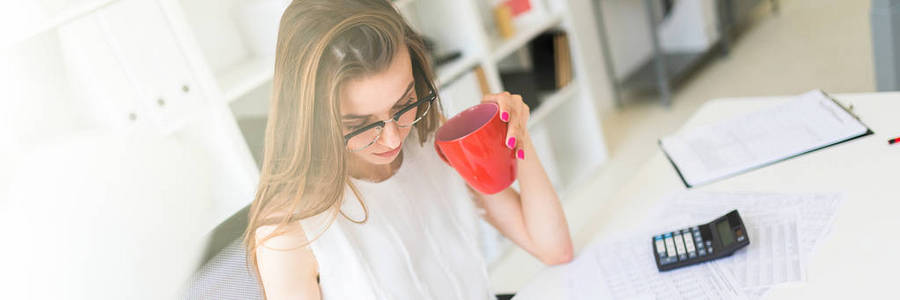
left=513, top=93, right=900, bottom=299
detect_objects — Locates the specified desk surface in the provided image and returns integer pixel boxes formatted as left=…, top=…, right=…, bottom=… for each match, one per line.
left=513, top=92, right=900, bottom=299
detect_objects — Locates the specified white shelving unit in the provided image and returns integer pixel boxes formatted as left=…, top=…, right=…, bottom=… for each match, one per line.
left=528, top=80, right=578, bottom=128
left=435, top=53, right=482, bottom=87
left=5, top=0, right=611, bottom=289
left=489, top=12, right=564, bottom=62
left=216, top=55, right=275, bottom=103
left=1, top=0, right=121, bottom=49
left=3, top=0, right=260, bottom=295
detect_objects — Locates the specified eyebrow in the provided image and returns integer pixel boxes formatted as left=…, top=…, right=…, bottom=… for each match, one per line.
left=342, top=81, right=415, bottom=121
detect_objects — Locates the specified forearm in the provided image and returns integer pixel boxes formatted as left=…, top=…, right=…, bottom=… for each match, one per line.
left=515, top=135, right=573, bottom=263
left=473, top=91, right=573, bottom=264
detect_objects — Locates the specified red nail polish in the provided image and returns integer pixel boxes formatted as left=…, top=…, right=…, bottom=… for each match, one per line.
left=501, top=112, right=509, bottom=122
left=517, top=149, right=525, bottom=160
left=507, top=137, right=517, bottom=149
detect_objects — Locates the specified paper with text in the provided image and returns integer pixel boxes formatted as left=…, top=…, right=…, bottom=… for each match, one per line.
left=660, top=90, right=868, bottom=187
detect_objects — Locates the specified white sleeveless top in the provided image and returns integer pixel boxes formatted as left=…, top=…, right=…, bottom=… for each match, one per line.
left=300, top=132, right=495, bottom=299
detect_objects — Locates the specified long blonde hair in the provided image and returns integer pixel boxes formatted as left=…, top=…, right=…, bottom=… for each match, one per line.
left=242, top=0, right=442, bottom=284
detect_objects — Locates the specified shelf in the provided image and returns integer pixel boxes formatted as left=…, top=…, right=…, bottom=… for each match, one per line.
left=620, top=51, right=709, bottom=89
left=489, top=12, right=563, bottom=62
left=528, top=80, right=578, bottom=128
left=435, top=53, right=482, bottom=87
left=3, top=0, right=120, bottom=49
left=216, top=55, right=275, bottom=103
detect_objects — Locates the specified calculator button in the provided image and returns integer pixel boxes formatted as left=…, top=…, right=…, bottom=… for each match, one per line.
left=692, top=226, right=699, bottom=232
left=708, top=247, right=714, bottom=254
left=673, top=234, right=686, bottom=256
left=655, top=239, right=666, bottom=255
left=685, top=237, right=696, bottom=253
left=664, top=236, right=677, bottom=257
left=689, top=252, right=696, bottom=259
left=705, top=241, right=712, bottom=247
left=678, top=254, right=687, bottom=261
left=698, top=249, right=707, bottom=256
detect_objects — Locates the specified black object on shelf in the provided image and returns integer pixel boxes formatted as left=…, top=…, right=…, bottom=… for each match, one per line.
left=500, top=71, right=543, bottom=111
left=500, top=30, right=574, bottom=112
left=529, top=30, right=563, bottom=91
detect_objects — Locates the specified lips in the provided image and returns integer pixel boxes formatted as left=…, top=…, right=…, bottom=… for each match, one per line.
left=373, top=143, right=402, bottom=157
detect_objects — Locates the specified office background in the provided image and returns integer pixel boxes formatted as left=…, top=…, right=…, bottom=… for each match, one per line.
left=0, top=0, right=884, bottom=298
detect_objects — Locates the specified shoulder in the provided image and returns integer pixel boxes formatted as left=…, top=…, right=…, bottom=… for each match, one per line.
left=255, top=221, right=314, bottom=252
left=255, top=222, right=321, bottom=299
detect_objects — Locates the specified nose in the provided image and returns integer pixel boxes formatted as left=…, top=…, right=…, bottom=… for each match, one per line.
left=377, top=121, right=402, bottom=150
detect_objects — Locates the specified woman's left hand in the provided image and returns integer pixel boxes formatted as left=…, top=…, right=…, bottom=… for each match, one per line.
left=482, top=92, right=530, bottom=161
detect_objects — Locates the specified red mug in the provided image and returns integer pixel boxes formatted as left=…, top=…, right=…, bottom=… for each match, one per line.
left=434, top=102, right=516, bottom=194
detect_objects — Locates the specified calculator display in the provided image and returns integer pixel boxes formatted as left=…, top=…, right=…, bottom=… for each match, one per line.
left=652, top=210, right=749, bottom=271
left=716, top=220, right=735, bottom=246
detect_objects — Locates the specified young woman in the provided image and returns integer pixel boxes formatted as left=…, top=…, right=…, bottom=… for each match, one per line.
left=243, top=0, right=573, bottom=298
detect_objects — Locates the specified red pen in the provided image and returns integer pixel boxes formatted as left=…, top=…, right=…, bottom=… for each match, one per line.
left=890, top=137, right=900, bottom=145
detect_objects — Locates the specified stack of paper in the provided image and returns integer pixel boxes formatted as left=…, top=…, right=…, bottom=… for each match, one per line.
left=565, top=192, right=841, bottom=299
left=660, top=90, right=870, bottom=187
left=664, top=192, right=841, bottom=298
left=565, top=230, right=745, bottom=300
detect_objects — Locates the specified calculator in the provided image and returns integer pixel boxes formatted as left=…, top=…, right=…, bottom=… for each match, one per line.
left=652, top=210, right=749, bottom=271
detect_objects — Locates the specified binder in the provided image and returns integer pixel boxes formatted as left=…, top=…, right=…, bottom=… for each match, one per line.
left=659, top=90, right=874, bottom=188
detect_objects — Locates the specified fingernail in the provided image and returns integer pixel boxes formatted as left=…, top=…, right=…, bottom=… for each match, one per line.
left=517, top=149, right=525, bottom=160
left=500, top=111, right=509, bottom=122
left=507, top=137, right=517, bottom=149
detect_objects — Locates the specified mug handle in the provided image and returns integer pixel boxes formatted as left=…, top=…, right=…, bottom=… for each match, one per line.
left=433, top=142, right=451, bottom=166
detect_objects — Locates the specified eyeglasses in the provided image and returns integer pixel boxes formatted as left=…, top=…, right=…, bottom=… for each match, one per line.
left=342, top=88, right=436, bottom=152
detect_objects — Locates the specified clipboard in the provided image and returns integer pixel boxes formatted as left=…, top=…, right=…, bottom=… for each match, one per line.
left=659, top=90, right=874, bottom=188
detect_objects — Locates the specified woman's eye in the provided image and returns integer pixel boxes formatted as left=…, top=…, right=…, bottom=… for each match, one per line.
left=345, top=123, right=365, bottom=131
left=402, top=96, right=416, bottom=106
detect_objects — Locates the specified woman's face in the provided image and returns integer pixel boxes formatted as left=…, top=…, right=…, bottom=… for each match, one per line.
left=340, top=46, right=416, bottom=166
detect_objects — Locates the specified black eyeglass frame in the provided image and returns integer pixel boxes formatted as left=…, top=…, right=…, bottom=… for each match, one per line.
left=342, top=65, right=437, bottom=150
